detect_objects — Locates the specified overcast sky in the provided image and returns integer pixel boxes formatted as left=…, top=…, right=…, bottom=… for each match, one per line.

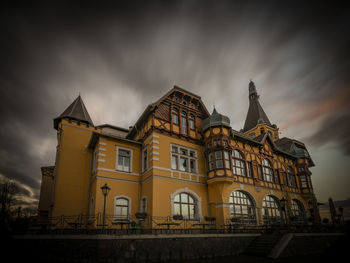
left=1, top=1, right=349, bottom=210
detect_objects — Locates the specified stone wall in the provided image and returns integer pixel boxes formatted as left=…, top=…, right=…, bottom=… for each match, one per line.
left=10, top=233, right=259, bottom=262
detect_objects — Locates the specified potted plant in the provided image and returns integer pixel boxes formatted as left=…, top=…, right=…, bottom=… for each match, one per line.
left=135, top=212, right=148, bottom=220
left=173, top=214, right=183, bottom=221
left=204, top=216, right=216, bottom=222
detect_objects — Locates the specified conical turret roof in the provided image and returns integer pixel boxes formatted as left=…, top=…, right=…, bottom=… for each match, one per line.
left=202, top=107, right=231, bottom=131
left=54, top=95, right=94, bottom=129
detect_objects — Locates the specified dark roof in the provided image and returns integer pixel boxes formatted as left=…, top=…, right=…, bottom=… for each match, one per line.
left=54, top=95, right=94, bottom=129
left=243, top=81, right=273, bottom=132
left=95, top=124, right=130, bottom=133
left=127, top=85, right=209, bottom=139
left=202, top=108, right=231, bottom=131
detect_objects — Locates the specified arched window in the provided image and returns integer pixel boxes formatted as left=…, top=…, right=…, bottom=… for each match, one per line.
left=189, top=114, right=195, bottom=130
left=262, top=195, right=283, bottom=224
left=291, top=199, right=306, bottom=223
left=232, top=150, right=246, bottom=176
left=287, top=167, right=296, bottom=188
left=172, top=108, right=179, bottom=125
left=262, top=159, right=273, bottom=182
left=181, top=111, right=187, bottom=135
left=229, top=191, right=256, bottom=224
left=173, top=192, right=197, bottom=220
left=115, top=197, right=130, bottom=220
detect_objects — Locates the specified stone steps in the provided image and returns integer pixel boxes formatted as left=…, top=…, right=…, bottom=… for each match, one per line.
left=244, top=233, right=282, bottom=256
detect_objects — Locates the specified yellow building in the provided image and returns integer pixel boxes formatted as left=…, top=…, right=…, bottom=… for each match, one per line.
left=38, top=82, right=320, bottom=228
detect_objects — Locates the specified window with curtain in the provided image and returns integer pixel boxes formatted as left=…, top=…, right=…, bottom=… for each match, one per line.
left=117, top=148, right=131, bottom=172
left=189, top=114, right=195, bottom=130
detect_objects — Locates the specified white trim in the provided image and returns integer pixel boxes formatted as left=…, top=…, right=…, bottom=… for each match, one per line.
left=150, top=151, right=160, bottom=156
left=151, top=140, right=160, bottom=144
left=96, top=176, right=139, bottom=184
left=151, top=174, right=206, bottom=185
left=114, top=195, right=132, bottom=219
left=116, top=146, right=133, bottom=173
left=170, top=187, right=203, bottom=221
left=150, top=157, right=159, bottom=161
left=97, top=167, right=140, bottom=176
left=99, top=142, right=107, bottom=146
left=150, top=134, right=159, bottom=139
left=98, top=159, right=106, bottom=163
left=99, top=147, right=107, bottom=151
left=98, top=153, right=106, bottom=157
left=150, top=146, right=159, bottom=150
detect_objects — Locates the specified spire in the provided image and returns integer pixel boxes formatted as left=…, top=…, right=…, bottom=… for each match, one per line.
left=54, top=95, right=94, bottom=129
left=243, top=81, right=272, bottom=132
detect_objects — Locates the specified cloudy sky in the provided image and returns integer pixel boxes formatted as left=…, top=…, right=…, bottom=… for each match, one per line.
left=1, top=1, right=349, bottom=210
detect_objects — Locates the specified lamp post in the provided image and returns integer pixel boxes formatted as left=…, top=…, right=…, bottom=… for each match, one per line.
left=280, top=197, right=288, bottom=224
left=101, top=183, right=110, bottom=230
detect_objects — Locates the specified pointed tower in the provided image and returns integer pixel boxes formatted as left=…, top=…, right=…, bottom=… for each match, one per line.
left=242, top=81, right=279, bottom=140
left=54, top=95, right=94, bottom=130
left=50, top=95, right=96, bottom=218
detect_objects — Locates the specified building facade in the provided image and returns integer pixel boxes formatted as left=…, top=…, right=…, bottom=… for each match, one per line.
left=38, top=82, right=320, bottom=227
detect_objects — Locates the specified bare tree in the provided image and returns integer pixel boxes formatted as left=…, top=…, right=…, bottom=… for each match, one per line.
left=0, top=177, right=19, bottom=221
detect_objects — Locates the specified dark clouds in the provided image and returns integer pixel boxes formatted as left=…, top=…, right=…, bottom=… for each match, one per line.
left=0, top=1, right=350, bottom=204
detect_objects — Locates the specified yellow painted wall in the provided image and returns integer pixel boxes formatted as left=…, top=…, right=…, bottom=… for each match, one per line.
left=51, top=119, right=98, bottom=217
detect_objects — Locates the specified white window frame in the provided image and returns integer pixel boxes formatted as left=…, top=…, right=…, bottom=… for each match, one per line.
left=170, top=187, right=202, bottom=221
left=114, top=195, right=132, bottom=220
left=170, top=144, right=198, bottom=174
left=116, top=146, right=133, bottom=173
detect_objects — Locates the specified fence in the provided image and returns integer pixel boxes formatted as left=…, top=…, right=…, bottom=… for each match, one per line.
left=19, top=213, right=345, bottom=235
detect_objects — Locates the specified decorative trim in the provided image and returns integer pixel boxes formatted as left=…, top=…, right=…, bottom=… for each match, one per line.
left=97, top=159, right=106, bottom=163
left=99, top=147, right=107, bottom=151
left=99, top=142, right=107, bottom=146
left=96, top=176, right=139, bottom=184
left=97, top=167, right=140, bottom=176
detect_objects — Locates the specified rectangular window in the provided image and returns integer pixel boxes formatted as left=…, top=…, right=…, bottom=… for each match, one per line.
left=274, top=169, right=279, bottom=184
left=215, top=151, right=223, bottom=168
left=208, top=153, right=214, bottom=170
left=189, top=119, right=195, bottom=130
left=143, top=149, right=148, bottom=172
left=179, top=157, right=187, bottom=171
left=171, top=155, right=178, bottom=170
left=300, top=175, right=308, bottom=188
left=247, top=162, right=252, bottom=178
left=171, top=144, right=197, bottom=173
left=258, top=165, right=263, bottom=180
left=224, top=151, right=230, bottom=169
left=92, top=150, right=98, bottom=174
left=117, top=148, right=131, bottom=172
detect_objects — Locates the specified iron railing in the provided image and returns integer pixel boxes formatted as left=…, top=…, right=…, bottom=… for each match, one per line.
left=17, top=213, right=345, bottom=235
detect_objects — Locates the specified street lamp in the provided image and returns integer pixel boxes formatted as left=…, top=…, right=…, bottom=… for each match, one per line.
left=101, top=183, right=110, bottom=230
left=280, top=197, right=287, bottom=224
